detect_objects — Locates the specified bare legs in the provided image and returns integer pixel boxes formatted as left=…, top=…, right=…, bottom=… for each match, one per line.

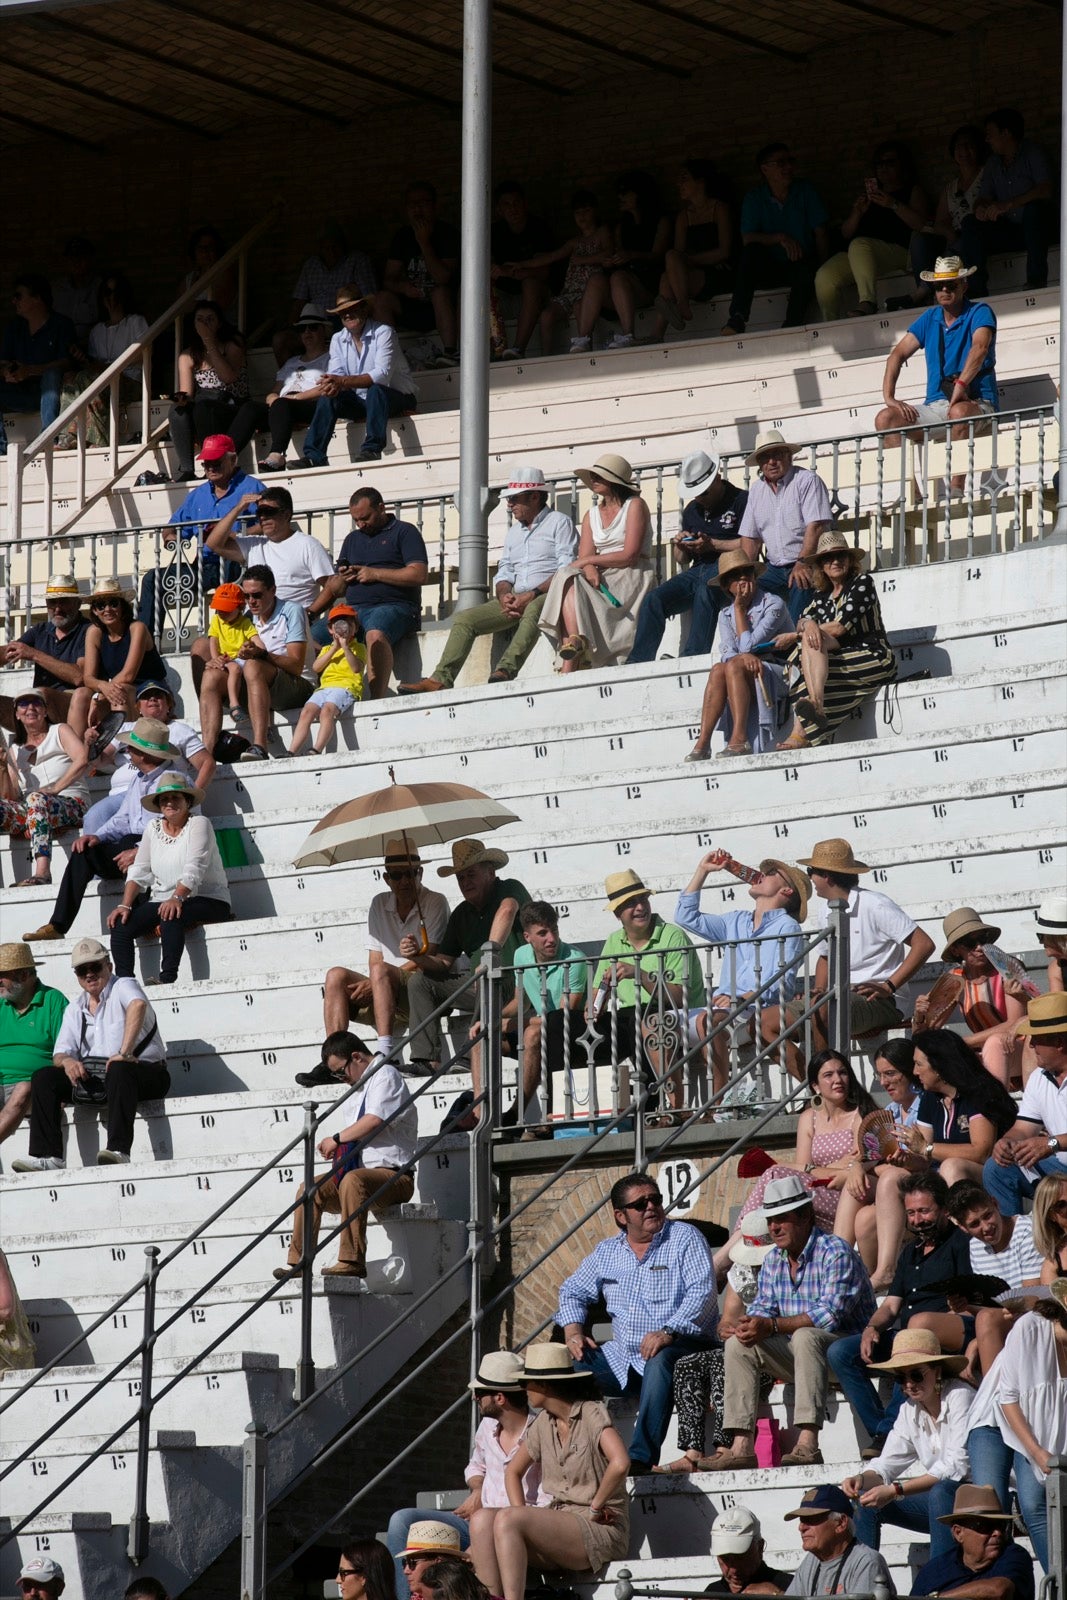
left=471, top=1505, right=596, bottom=1600
left=289, top=700, right=341, bottom=757
left=609, top=269, right=652, bottom=337
left=689, top=659, right=754, bottom=756
left=364, top=629, right=395, bottom=698
left=323, top=965, right=373, bottom=1035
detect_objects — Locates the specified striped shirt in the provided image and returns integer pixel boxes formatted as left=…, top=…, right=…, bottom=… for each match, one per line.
left=749, top=1225, right=876, bottom=1331
left=968, top=1212, right=1044, bottom=1290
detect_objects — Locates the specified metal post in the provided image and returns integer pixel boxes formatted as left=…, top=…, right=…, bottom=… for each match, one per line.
left=476, top=945, right=500, bottom=1274
left=127, top=1245, right=160, bottom=1565
left=1056, top=17, right=1067, bottom=536
left=240, top=1421, right=269, bottom=1600
left=826, top=899, right=851, bottom=1056
left=456, top=0, right=492, bottom=609
left=296, top=1099, right=318, bottom=1403
left=1047, top=1455, right=1066, bottom=1597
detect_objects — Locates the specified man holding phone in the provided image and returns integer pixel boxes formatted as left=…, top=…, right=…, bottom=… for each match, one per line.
left=320, top=487, right=428, bottom=698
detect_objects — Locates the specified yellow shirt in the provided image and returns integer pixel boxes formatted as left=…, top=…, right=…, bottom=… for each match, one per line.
left=319, top=641, right=367, bottom=698
left=209, top=610, right=257, bottom=657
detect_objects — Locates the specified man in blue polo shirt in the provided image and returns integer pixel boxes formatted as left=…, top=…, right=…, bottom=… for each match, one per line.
left=911, top=1485, right=1034, bottom=1600
left=875, top=256, right=996, bottom=444
left=722, top=145, right=828, bottom=335
left=0, top=275, right=76, bottom=456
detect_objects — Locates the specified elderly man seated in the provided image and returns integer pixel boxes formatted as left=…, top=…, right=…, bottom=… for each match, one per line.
left=399, top=465, right=577, bottom=692
left=1, top=573, right=90, bottom=732
left=0, top=941, right=68, bottom=1149
left=911, top=1486, right=1035, bottom=1600
left=704, top=1507, right=791, bottom=1595
left=738, top=431, right=831, bottom=623
left=708, top=1174, right=876, bottom=1472
left=557, top=1169, right=719, bottom=1473
left=783, top=1486, right=894, bottom=1597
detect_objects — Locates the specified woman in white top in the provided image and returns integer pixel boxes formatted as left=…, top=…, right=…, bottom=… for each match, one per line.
left=538, top=453, right=654, bottom=672
left=834, top=1039, right=926, bottom=1290
left=989, top=1295, right=1067, bottom=1572
left=840, top=1328, right=972, bottom=1558
left=58, top=273, right=150, bottom=449
left=0, top=689, right=88, bottom=886
left=107, top=774, right=231, bottom=985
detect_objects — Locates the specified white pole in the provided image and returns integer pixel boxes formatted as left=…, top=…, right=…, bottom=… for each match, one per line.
left=456, top=0, right=492, bottom=608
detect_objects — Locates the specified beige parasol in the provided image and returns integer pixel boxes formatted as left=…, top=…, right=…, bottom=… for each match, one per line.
left=293, top=767, right=519, bottom=870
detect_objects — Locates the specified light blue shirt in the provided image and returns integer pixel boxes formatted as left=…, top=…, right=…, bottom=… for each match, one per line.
left=716, top=587, right=791, bottom=659
left=673, top=892, right=805, bottom=1001
left=96, top=763, right=177, bottom=844
left=738, top=465, right=832, bottom=567
left=327, top=319, right=418, bottom=398
left=496, top=506, right=577, bottom=592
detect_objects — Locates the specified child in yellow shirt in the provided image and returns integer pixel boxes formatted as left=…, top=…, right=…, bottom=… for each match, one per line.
left=207, top=583, right=258, bottom=723
left=289, top=604, right=367, bottom=756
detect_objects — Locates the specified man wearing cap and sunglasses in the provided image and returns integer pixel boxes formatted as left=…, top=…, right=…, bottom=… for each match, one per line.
left=292, top=284, right=418, bottom=468
left=0, top=941, right=68, bottom=1149
left=984, top=993, right=1067, bottom=1217
left=11, top=938, right=167, bottom=1171
left=399, top=465, right=576, bottom=693
left=626, top=451, right=748, bottom=665
left=1, top=574, right=90, bottom=733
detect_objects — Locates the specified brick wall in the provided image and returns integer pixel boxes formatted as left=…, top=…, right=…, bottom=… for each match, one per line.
left=2, top=11, right=1058, bottom=332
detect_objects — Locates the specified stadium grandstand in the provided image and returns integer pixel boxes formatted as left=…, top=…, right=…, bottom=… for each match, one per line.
left=0, top=0, right=1065, bottom=1596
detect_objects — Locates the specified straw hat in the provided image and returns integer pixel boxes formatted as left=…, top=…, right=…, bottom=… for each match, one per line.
left=89, top=576, right=133, bottom=604
left=437, top=838, right=509, bottom=877
left=797, top=838, right=870, bottom=875
left=520, top=1343, right=586, bottom=1382
left=1036, top=893, right=1067, bottom=936
left=678, top=450, right=721, bottom=504
left=605, top=868, right=649, bottom=915
left=1015, top=992, right=1067, bottom=1037
left=117, top=717, right=180, bottom=762
left=936, top=1485, right=1020, bottom=1526
left=867, top=1326, right=967, bottom=1374
left=44, top=573, right=80, bottom=599
left=0, top=941, right=40, bottom=974
left=292, top=301, right=333, bottom=327
left=759, top=858, right=810, bottom=920
left=142, top=773, right=205, bottom=813
left=717, top=548, right=764, bottom=588
left=469, top=1350, right=526, bottom=1392
left=745, top=429, right=796, bottom=467
left=576, top=452, right=636, bottom=492
left=384, top=838, right=422, bottom=867
left=919, top=254, right=977, bottom=284
left=400, top=1521, right=466, bottom=1557
left=729, top=1226, right=773, bottom=1268
left=499, top=463, right=548, bottom=499
left=940, top=907, right=1000, bottom=961
left=330, top=284, right=371, bottom=315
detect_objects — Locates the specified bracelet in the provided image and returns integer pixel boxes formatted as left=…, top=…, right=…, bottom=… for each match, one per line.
left=770, top=1316, right=779, bottom=1335
left=893, top=1481, right=904, bottom=1498
left=885, top=979, right=896, bottom=994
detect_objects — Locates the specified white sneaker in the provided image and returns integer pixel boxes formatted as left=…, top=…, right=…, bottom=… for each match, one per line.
left=10, top=1154, right=65, bottom=1173
left=97, top=1149, right=130, bottom=1165
left=607, top=332, right=635, bottom=348
left=568, top=336, right=592, bottom=353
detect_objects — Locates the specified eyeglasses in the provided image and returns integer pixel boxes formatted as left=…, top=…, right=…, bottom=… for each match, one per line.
left=400, top=1556, right=429, bottom=1570
left=75, top=961, right=105, bottom=978
left=623, top=1192, right=663, bottom=1212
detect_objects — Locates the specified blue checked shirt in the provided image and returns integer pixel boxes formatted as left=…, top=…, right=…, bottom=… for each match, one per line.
left=749, top=1225, right=876, bottom=1332
left=556, top=1220, right=718, bottom=1382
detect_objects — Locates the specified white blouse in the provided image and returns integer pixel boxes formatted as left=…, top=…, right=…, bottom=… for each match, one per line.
left=868, top=1376, right=973, bottom=1485
left=996, top=1312, right=1067, bottom=1478
left=16, top=724, right=89, bottom=803
left=127, top=815, right=231, bottom=906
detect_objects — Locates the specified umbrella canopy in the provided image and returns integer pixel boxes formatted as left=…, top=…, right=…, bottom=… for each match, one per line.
left=294, top=775, right=520, bottom=869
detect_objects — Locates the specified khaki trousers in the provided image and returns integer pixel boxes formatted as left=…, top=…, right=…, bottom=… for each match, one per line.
left=287, top=1166, right=415, bottom=1271
left=723, top=1327, right=837, bottom=1433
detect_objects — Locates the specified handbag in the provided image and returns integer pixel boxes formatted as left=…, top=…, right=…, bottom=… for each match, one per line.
left=70, top=1012, right=159, bottom=1105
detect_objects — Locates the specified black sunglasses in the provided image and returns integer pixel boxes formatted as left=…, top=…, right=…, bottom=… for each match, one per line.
left=338, top=1565, right=365, bottom=1578
left=75, top=961, right=106, bottom=978
left=242, top=588, right=267, bottom=599
left=258, top=504, right=284, bottom=517
left=386, top=868, right=417, bottom=882
left=400, top=1556, right=428, bottom=1570
left=623, top=1192, right=664, bottom=1212
left=954, top=933, right=988, bottom=950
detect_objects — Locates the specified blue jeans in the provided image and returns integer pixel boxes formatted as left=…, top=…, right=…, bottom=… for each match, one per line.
left=301, top=384, right=416, bottom=464
left=854, top=1477, right=962, bottom=1558
left=0, top=369, right=64, bottom=454
left=758, top=561, right=812, bottom=623
left=969, top=1424, right=1049, bottom=1572
left=983, top=1153, right=1064, bottom=1216
left=625, top=564, right=723, bottom=663
left=384, top=1507, right=469, bottom=1600
left=827, top=1331, right=903, bottom=1445
left=578, top=1336, right=716, bottom=1467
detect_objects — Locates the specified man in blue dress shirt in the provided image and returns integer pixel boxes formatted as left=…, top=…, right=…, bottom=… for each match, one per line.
left=294, top=285, right=418, bottom=467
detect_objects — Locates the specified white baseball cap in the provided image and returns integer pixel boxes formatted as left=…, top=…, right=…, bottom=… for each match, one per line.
left=712, top=1506, right=760, bottom=1555
left=20, top=1556, right=64, bottom=1582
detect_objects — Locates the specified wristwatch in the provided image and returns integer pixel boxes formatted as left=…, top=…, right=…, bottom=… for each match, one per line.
left=1048, top=1136, right=1061, bottom=1152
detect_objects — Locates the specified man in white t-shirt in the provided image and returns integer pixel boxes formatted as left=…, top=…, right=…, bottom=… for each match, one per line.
left=798, top=837, right=933, bottom=1042
left=198, top=565, right=311, bottom=763
left=274, top=1031, right=417, bottom=1279
left=12, top=939, right=168, bottom=1171
left=315, top=842, right=449, bottom=1076
left=985, top=992, right=1067, bottom=1215
left=205, top=485, right=336, bottom=641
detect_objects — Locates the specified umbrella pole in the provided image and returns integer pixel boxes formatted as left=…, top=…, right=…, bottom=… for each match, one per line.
left=401, top=827, right=431, bottom=953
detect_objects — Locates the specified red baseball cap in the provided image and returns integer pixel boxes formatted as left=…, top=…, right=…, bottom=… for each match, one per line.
left=198, top=434, right=236, bottom=462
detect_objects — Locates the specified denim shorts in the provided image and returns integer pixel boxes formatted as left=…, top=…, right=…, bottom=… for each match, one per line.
left=310, top=687, right=357, bottom=713
left=356, top=603, right=420, bottom=644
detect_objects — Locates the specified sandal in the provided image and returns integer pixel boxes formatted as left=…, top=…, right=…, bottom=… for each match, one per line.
left=653, top=1456, right=699, bottom=1475
left=558, top=634, right=588, bottom=661
left=795, top=697, right=830, bottom=731
left=777, top=732, right=810, bottom=750
left=15, top=876, right=51, bottom=888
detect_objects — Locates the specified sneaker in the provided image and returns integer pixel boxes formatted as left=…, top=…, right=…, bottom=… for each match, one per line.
left=501, top=347, right=522, bottom=359
left=288, top=456, right=319, bottom=470
left=568, top=336, right=592, bottom=353
left=358, top=446, right=382, bottom=461
left=294, top=1062, right=344, bottom=1088
left=434, top=349, right=461, bottom=368
left=403, top=1060, right=439, bottom=1078
left=98, top=1149, right=131, bottom=1165
left=240, top=744, right=269, bottom=762
left=11, top=1154, right=65, bottom=1173
left=606, top=332, right=635, bottom=349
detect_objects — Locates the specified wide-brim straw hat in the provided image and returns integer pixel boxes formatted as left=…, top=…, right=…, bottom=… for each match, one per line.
left=920, top=254, right=978, bottom=284
left=44, top=574, right=80, bottom=599
left=117, top=717, right=180, bottom=762
left=1016, top=992, right=1067, bottom=1037
left=717, top=548, right=764, bottom=588
left=89, top=577, right=133, bottom=604
left=469, top=1350, right=526, bottom=1392
left=0, top=941, right=41, bottom=974
left=437, top=838, right=509, bottom=877
left=400, top=1520, right=466, bottom=1557
left=940, top=906, right=1000, bottom=961
left=678, top=450, right=721, bottom=504
left=745, top=428, right=797, bottom=467
left=797, top=837, right=870, bottom=875
left=520, top=1343, right=587, bottom=1382
left=867, top=1326, right=967, bottom=1374
left=576, top=452, right=636, bottom=492
left=329, top=285, right=371, bottom=315
left=142, top=774, right=205, bottom=813
left=605, top=868, right=649, bottom=915
left=813, top=530, right=865, bottom=568
left=760, top=858, right=811, bottom=921
left=936, top=1485, right=1021, bottom=1526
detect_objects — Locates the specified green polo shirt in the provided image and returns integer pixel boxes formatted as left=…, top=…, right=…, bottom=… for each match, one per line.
left=594, top=916, right=703, bottom=1009
left=440, top=877, right=531, bottom=967
left=0, top=982, right=69, bottom=1085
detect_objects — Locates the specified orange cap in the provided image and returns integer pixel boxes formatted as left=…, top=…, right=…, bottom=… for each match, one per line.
left=210, top=583, right=245, bottom=612
left=328, top=604, right=357, bottom=621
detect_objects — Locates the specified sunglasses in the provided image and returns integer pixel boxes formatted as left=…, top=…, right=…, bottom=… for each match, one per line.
left=900, top=1366, right=934, bottom=1382
left=75, top=961, right=105, bottom=978
left=954, top=933, right=988, bottom=950
left=385, top=869, right=417, bottom=882
left=806, top=867, right=829, bottom=880
left=93, top=598, right=123, bottom=609
left=15, top=697, right=44, bottom=709
left=623, top=1192, right=664, bottom=1212
left=258, top=506, right=284, bottom=518
left=338, top=1565, right=365, bottom=1578
left=400, top=1556, right=429, bottom=1570
left=242, top=589, right=267, bottom=599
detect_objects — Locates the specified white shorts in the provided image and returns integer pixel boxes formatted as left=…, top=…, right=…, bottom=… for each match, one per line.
left=309, top=687, right=357, bottom=712
left=906, top=397, right=995, bottom=427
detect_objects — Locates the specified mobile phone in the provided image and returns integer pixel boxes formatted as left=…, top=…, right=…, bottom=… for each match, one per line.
left=864, top=177, right=878, bottom=198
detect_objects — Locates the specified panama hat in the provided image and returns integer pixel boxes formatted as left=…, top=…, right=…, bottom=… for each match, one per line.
left=759, top=858, right=810, bottom=921
left=678, top=450, right=721, bottom=504
left=437, top=838, right=509, bottom=877
left=1036, top=893, right=1067, bottom=936
left=44, top=573, right=80, bottom=599
left=729, top=1226, right=774, bottom=1267
left=142, top=773, right=205, bottom=812
left=576, top=452, right=637, bottom=492
left=919, top=254, right=977, bottom=283
left=384, top=838, right=422, bottom=867
left=89, top=576, right=133, bottom=603
left=330, top=284, right=371, bottom=315
left=867, top=1327, right=967, bottom=1374
left=936, top=1485, right=1021, bottom=1526
left=813, top=530, right=864, bottom=567
left=605, top=868, right=649, bottom=915
left=469, top=1350, right=526, bottom=1392
left=717, top=548, right=764, bottom=588
left=117, top=717, right=180, bottom=762
left=1016, top=992, right=1067, bottom=1037
left=499, top=463, right=548, bottom=499
left=760, top=1174, right=814, bottom=1218
left=520, top=1343, right=587, bottom=1382
left=0, top=941, right=40, bottom=973
left=292, top=301, right=332, bottom=327
left=940, top=907, right=1000, bottom=961
left=745, top=429, right=796, bottom=467
left=400, top=1520, right=466, bottom=1557
left=797, top=838, right=871, bottom=875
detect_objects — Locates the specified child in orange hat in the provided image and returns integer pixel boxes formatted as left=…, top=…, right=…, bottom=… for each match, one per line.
left=289, top=604, right=367, bottom=756
left=207, top=582, right=258, bottom=724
